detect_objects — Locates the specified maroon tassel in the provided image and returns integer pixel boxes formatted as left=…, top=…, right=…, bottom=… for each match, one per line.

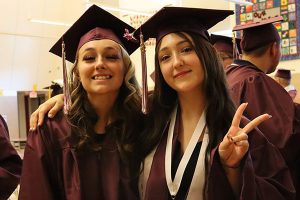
left=62, top=40, right=72, bottom=114
left=232, top=32, right=240, bottom=60
left=140, top=31, right=148, bottom=114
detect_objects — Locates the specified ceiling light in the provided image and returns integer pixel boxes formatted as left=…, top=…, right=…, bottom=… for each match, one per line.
left=224, top=0, right=253, bottom=5
left=86, top=3, right=153, bottom=16
left=211, top=29, right=233, bottom=37
left=29, top=18, right=71, bottom=26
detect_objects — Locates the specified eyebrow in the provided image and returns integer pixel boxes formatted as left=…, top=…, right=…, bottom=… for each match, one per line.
left=159, top=39, right=190, bottom=53
left=81, top=45, right=121, bottom=53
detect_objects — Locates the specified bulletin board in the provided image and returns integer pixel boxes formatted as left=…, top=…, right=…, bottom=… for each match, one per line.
left=128, top=15, right=156, bottom=46
left=235, top=0, right=300, bottom=60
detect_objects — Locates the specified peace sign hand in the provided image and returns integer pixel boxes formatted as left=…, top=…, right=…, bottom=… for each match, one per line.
left=218, top=103, right=271, bottom=168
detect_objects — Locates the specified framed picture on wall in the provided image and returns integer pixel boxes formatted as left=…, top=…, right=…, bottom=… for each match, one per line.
left=235, top=0, right=300, bottom=60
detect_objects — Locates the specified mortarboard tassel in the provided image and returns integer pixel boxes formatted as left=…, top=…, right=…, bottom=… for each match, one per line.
left=62, top=40, right=72, bottom=114
left=47, top=87, right=51, bottom=99
left=140, top=31, right=148, bottom=114
left=232, top=32, right=239, bottom=60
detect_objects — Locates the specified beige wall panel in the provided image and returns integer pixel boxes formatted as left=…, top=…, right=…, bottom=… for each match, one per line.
left=0, top=35, right=15, bottom=89
left=0, top=1, right=19, bottom=33
left=10, top=36, right=41, bottom=90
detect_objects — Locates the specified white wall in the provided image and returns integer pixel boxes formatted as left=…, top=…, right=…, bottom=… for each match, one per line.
left=0, top=0, right=86, bottom=91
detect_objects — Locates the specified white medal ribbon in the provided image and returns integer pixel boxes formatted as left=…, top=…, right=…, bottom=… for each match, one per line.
left=165, top=105, right=207, bottom=199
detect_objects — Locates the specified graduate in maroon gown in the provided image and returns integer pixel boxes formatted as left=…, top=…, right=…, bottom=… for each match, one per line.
left=274, top=69, right=298, bottom=100
left=227, top=17, right=300, bottom=199
left=134, top=7, right=295, bottom=200
left=19, top=5, right=142, bottom=200
left=0, top=114, right=22, bottom=199
left=210, top=34, right=241, bottom=69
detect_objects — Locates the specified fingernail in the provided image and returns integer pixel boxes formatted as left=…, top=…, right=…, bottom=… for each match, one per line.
left=48, top=113, right=53, bottom=118
left=231, top=137, right=236, bottom=143
left=227, top=135, right=235, bottom=143
left=227, top=135, right=232, bottom=141
left=268, top=115, right=272, bottom=118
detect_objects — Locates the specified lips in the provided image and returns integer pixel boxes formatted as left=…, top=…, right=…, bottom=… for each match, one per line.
left=174, top=70, right=191, bottom=78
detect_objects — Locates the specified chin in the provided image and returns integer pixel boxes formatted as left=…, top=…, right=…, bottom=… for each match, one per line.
left=268, top=66, right=277, bottom=74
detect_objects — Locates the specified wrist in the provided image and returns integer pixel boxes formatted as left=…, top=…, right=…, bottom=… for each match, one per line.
left=221, top=163, right=240, bottom=169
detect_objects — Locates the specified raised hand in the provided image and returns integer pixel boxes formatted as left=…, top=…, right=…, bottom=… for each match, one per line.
left=218, top=103, right=271, bottom=168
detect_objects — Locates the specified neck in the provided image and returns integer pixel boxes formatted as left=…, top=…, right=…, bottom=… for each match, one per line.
left=177, top=89, right=206, bottom=152
left=88, top=92, right=119, bottom=133
left=242, top=54, right=269, bottom=74
left=178, top=89, right=205, bottom=119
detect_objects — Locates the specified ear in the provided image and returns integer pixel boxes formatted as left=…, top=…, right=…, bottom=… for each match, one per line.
left=269, top=42, right=279, bottom=57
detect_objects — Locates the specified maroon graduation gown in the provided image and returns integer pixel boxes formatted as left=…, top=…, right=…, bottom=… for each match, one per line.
left=143, top=117, right=295, bottom=200
left=19, top=112, right=138, bottom=200
left=226, top=59, right=300, bottom=199
left=0, top=115, right=22, bottom=199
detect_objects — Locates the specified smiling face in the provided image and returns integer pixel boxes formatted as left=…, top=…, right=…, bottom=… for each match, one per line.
left=76, top=39, right=125, bottom=98
left=157, top=33, right=205, bottom=95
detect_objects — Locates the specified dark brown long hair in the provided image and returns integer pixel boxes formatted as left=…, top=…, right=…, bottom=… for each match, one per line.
left=66, top=45, right=144, bottom=166
left=140, top=32, right=236, bottom=198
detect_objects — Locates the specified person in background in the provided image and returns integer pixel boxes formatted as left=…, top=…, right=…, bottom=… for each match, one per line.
left=210, top=34, right=241, bottom=69
left=226, top=16, right=300, bottom=199
left=295, top=93, right=300, bottom=104
left=0, top=114, right=22, bottom=199
left=274, top=69, right=297, bottom=100
left=31, top=7, right=296, bottom=200
left=19, top=5, right=143, bottom=200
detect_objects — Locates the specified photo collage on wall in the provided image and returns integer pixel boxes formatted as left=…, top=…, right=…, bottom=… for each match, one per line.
left=236, top=0, right=299, bottom=60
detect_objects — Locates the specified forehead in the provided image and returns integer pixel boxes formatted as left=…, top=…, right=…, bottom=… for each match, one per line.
left=159, top=32, right=193, bottom=48
left=79, top=39, right=121, bottom=52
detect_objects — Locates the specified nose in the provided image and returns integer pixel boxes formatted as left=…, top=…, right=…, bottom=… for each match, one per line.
left=95, top=57, right=105, bottom=70
left=172, top=53, right=183, bottom=69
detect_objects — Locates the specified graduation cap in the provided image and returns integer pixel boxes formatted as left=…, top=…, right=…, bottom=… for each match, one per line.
left=275, top=69, right=292, bottom=79
left=50, top=4, right=139, bottom=63
left=129, top=7, right=233, bottom=113
left=210, top=34, right=241, bottom=58
left=134, top=7, right=234, bottom=43
left=233, top=16, right=283, bottom=52
left=49, top=4, right=139, bottom=113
